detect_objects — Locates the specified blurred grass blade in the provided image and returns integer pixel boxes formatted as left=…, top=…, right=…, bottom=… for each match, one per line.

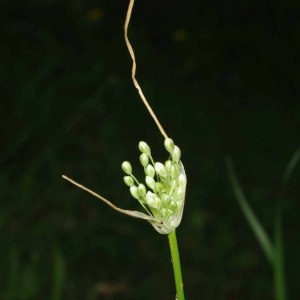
left=52, top=248, right=65, bottom=300
left=274, top=206, right=286, bottom=300
left=281, top=147, right=300, bottom=191
left=226, top=157, right=274, bottom=265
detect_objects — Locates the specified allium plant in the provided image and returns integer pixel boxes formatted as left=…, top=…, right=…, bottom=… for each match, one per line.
left=63, top=0, right=186, bottom=299
left=63, top=138, right=187, bottom=299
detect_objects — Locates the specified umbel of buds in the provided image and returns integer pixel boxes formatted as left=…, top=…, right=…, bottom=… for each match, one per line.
left=62, top=138, right=187, bottom=235
left=121, top=138, right=187, bottom=234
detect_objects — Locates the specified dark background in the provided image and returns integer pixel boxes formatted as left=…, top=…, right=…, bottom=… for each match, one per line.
left=1, top=0, right=299, bottom=299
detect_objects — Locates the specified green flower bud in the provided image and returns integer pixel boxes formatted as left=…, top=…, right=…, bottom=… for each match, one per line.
left=123, top=176, right=134, bottom=186
left=138, top=183, right=146, bottom=196
left=172, top=146, right=181, bottom=162
left=145, top=176, right=155, bottom=189
left=164, top=138, right=175, bottom=154
left=140, top=153, right=149, bottom=167
left=130, top=185, right=139, bottom=200
left=122, top=161, right=132, bottom=175
left=145, top=164, right=155, bottom=177
left=138, top=141, right=151, bottom=155
left=155, top=162, right=167, bottom=177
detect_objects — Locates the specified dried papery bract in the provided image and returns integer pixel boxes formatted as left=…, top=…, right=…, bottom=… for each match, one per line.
left=62, top=175, right=157, bottom=222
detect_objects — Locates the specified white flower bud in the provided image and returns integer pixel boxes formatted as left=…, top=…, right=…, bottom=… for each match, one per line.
left=154, top=162, right=167, bottom=177
left=138, top=141, right=151, bottom=155
left=145, top=176, right=155, bottom=189
left=145, top=164, right=155, bottom=177
left=130, top=186, right=139, bottom=200
left=172, top=146, right=181, bottom=162
left=164, top=138, right=175, bottom=153
left=123, top=176, right=134, bottom=186
left=121, top=161, right=132, bottom=175
left=146, top=192, right=160, bottom=209
left=140, top=153, right=149, bottom=167
left=165, top=160, right=172, bottom=172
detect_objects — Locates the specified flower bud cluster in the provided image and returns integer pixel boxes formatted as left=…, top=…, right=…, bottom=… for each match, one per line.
left=121, top=138, right=187, bottom=234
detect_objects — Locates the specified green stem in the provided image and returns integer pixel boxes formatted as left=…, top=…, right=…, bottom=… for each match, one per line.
left=168, top=230, right=185, bottom=300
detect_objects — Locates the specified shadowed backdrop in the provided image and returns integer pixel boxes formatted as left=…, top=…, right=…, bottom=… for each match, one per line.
left=1, top=0, right=299, bottom=299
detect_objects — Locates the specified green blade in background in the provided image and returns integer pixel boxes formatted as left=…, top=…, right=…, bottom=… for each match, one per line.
left=273, top=204, right=286, bottom=300
left=226, top=157, right=274, bottom=265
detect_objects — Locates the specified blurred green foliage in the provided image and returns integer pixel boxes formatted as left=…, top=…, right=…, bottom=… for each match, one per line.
left=1, top=0, right=299, bottom=299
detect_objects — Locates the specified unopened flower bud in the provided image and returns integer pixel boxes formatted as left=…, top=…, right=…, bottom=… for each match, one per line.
left=155, top=162, right=167, bottom=177
left=172, top=146, right=181, bottom=162
left=124, top=176, right=134, bottom=186
left=145, top=176, right=155, bottom=189
left=146, top=192, right=160, bottom=209
left=140, top=153, right=149, bottom=167
left=164, top=138, right=175, bottom=153
left=138, top=141, right=151, bottom=155
left=145, top=164, right=155, bottom=177
left=122, top=161, right=132, bottom=175
left=138, top=184, right=146, bottom=196
left=165, top=160, right=172, bottom=172
left=130, top=185, right=139, bottom=200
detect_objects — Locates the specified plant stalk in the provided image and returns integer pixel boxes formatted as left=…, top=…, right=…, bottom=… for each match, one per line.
left=168, top=230, right=185, bottom=300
